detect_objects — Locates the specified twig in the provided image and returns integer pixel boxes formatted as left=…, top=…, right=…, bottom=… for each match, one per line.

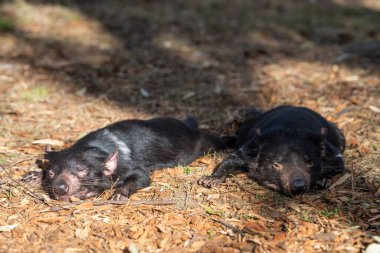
left=183, top=186, right=190, bottom=210
left=368, top=214, right=380, bottom=223
left=48, top=199, right=176, bottom=211
left=241, top=228, right=266, bottom=237
left=92, top=233, right=108, bottom=241
left=329, top=173, right=351, bottom=190
left=0, top=158, right=48, bottom=205
left=92, top=199, right=175, bottom=206
left=351, top=164, right=355, bottom=193
left=211, top=218, right=245, bottom=237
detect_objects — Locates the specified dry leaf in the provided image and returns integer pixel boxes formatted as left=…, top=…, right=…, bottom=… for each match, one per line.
left=74, top=202, right=94, bottom=210
left=244, top=220, right=266, bottom=233
left=37, top=217, right=65, bottom=223
left=298, top=221, right=317, bottom=237
left=0, top=224, right=19, bottom=232
left=32, top=139, right=64, bottom=147
left=273, top=232, right=286, bottom=241
left=140, top=88, right=150, bottom=98
left=315, top=232, right=337, bottom=241
left=369, top=105, right=380, bottom=113
left=288, top=202, right=302, bottom=213
left=329, top=174, right=351, bottom=189
left=366, top=244, right=380, bottom=253
left=75, top=227, right=90, bottom=240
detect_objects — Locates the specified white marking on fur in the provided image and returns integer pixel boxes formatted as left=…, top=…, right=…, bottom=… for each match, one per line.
left=104, top=130, right=131, bottom=159
left=335, top=153, right=343, bottom=158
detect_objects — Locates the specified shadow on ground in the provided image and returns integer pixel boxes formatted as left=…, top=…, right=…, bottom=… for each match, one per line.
left=0, top=0, right=379, bottom=124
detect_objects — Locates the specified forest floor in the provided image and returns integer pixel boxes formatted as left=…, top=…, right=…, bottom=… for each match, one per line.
left=0, top=0, right=379, bottom=252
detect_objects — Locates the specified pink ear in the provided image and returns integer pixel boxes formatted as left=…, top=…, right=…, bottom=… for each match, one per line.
left=321, top=127, right=327, bottom=136
left=255, top=128, right=261, bottom=135
left=104, top=150, right=118, bottom=176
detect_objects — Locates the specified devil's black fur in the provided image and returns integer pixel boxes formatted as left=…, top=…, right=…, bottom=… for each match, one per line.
left=198, top=106, right=346, bottom=195
left=27, top=117, right=226, bottom=201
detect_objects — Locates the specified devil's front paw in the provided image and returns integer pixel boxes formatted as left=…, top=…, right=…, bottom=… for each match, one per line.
left=20, top=171, right=43, bottom=185
left=197, top=176, right=225, bottom=188
left=108, top=187, right=130, bottom=201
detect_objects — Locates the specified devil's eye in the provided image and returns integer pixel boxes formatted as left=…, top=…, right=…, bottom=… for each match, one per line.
left=273, top=162, right=282, bottom=170
left=304, top=155, right=314, bottom=166
left=76, top=166, right=86, bottom=171
left=48, top=170, right=55, bottom=178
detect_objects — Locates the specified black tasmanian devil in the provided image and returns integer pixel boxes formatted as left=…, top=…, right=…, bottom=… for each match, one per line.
left=23, top=117, right=226, bottom=201
left=198, top=106, right=346, bottom=196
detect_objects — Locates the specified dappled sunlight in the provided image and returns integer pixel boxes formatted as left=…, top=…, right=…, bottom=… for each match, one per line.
left=2, top=1, right=118, bottom=48
left=256, top=58, right=379, bottom=106
left=333, top=0, right=380, bottom=11
left=248, top=31, right=285, bottom=50
left=0, top=1, right=121, bottom=67
left=155, top=33, right=218, bottom=68
left=247, top=25, right=307, bottom=53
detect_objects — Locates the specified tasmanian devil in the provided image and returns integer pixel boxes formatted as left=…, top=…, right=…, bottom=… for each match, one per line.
left=22, top=117, right=226, bottom=201
left=198, top=106, right=346, bottom=196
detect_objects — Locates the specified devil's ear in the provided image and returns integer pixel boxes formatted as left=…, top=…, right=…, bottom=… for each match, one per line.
left=44, top=151, right=59, bottom=160
left=43, top=146, right=60, bottom=165
left=104, top=150, right=118, bottom=176
left=36, top=158, right=50, bottom=170
left=39, top=146, right=57, bottom=170
left=320, top=142, right=346, bottom=178
left=44, top=145, right=60, bottom=160
left=321, top=141, right=342, bottom=159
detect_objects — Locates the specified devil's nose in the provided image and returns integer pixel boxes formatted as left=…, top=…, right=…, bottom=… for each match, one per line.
left=291, top=178, right=306, bottom=195
left=53, top=181, right=69, bottom=195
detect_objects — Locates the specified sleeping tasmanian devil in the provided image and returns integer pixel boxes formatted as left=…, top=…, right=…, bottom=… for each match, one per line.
left=22, top=117, right=226, bottom=201
left=198, top=106, right=346, bottom=196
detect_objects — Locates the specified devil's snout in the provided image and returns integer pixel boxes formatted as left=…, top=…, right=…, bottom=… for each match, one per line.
left=53, top=180, right=69, bottom=195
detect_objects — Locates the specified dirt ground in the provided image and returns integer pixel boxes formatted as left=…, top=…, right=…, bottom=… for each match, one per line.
left=0, top=0, right=379, bottom=252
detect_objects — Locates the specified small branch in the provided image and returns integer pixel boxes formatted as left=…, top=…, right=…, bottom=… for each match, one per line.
left=92, top=199, right=176, bottom=206
left=211, top=218, right=245, bottom=237
left=183, top=186, right=190, bottom=210
left=368, top=214, right=380, bottom=223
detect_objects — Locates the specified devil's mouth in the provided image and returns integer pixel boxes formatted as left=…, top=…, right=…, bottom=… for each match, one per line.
left=55, top=190, right=99, bottom=201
